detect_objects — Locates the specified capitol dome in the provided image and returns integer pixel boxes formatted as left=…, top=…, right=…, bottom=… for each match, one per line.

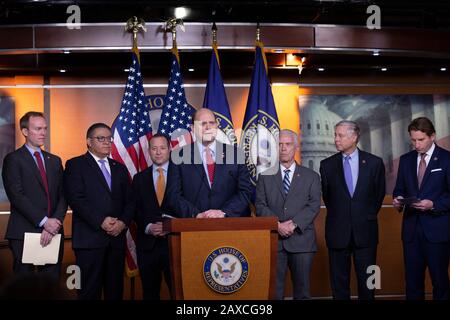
left=299, top=96, right=342, bottom=172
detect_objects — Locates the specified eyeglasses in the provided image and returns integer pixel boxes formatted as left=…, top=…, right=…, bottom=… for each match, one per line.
left=90, top=136, right=113, bottom=143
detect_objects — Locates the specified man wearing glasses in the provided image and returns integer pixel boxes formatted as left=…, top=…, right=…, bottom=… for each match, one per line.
left=64, top=123, right=134, bottom=300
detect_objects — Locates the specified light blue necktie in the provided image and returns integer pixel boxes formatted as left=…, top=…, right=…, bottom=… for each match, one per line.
left=283, top=169, right=291, bottom=195
left=344, top=155, right=353, bottom=197
left=98, top=159, right=111, bottom=190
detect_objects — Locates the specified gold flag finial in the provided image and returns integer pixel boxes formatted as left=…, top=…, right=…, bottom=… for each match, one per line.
left=125, top=16, right=147, bottom=48
left=165, top=18, right=185, bottom=45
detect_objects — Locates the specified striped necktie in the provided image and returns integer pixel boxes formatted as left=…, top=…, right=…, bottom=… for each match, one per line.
left=283, top=169, right=291, bottom=195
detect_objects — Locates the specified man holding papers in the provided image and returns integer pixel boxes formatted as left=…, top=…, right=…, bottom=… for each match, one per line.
left=2, top=111, right=67, bottom=279
left=393, top=117, right=450, bottom=300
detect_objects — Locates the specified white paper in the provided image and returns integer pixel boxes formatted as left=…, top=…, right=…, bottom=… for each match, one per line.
left=22, top=232, right=61, bottom=265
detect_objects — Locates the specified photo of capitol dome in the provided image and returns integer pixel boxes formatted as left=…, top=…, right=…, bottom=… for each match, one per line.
left=299, top=94, right=450, bottom=194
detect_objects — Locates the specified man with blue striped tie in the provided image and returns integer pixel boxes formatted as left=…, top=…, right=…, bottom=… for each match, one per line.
left=320, top=120, right=385, bottom=300
left=256, top=129, right=321, bottom=299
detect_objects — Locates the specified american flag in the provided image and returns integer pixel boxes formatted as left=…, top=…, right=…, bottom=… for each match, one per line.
left=111, top=50, right=152, bottom=277
left=157, top=49, right=195, bottom=147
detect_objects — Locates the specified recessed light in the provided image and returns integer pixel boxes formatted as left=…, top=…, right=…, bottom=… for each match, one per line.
left=63, top=50, right=70, bottom=54
left=373, top=51, right=380, bottom=56
left=124, top=68, right=130, bottom=72
left=59, top=69, right=66, bottom=73
left=188, top=68, right=195, bottom=72
left=381, top=67, right=387, bottom=71
left=274, top=49, right=284, bottom=53
left=318, top=67, right=325, bottom=72
left=440, top=67, right=447, bottom=71
left=174, top=7, right=189, bottom=19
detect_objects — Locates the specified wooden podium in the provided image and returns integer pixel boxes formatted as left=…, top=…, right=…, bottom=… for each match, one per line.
left=163, top=216, right=278, bottom=300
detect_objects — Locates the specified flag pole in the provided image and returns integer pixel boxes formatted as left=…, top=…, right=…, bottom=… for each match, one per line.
left=124, top=16, right=146, bottom=301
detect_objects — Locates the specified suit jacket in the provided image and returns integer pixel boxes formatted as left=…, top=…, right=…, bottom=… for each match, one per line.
left=169, top=142, right=252, bottom=218
left=393, top=144, right=450, bottom=243
left=256, top=163, right=321, bottom=253
left=320, top=149, right=385, bottom=249
left=132, top=162, right=176, bottom=251
left=2, top=145, right=67, bottom=240
left=64, top=152, right=134, bottom=249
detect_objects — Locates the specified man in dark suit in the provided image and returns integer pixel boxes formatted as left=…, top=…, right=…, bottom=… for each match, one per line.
left=256, top=129, right=321, bottom=300
left=170, top=108, right=252, bottom=218
left=64, top=123, right=134, bottom=300
left=320, top=120, right=385, bottom=300
left=132, top=133, right=175, bottom=300
left=2, top=111, right=67, bottom=279
left=393, top=117, right=449, bottom=300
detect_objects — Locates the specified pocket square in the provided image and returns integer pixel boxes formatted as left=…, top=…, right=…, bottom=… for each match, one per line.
left=431, top=168, right=442, bottom=172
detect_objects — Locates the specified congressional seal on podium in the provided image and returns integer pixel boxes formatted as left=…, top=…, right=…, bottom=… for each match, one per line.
left=203, top=246, right=249, bottom=294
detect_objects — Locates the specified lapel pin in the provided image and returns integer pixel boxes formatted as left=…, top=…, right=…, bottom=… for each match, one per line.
left=433, top=157, right=438, bottom=161
left=362, top=160, right=366, bottom=164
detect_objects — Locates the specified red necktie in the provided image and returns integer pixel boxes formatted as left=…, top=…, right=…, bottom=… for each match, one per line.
left=205, top=146, right=215, bottom=185
left=417, top=153, right=427, bottom=188
left=34, top=151, right=51, bottom=216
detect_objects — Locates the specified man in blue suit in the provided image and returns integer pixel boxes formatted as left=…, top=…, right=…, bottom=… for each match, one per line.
left=132, top=133, right=176, bottom=300
left=320, top=120, right=385, bottom=300
left=393, top=117, right=450, bottom=300
left=64, top=123, right=134, bottom=300
left=170, top=108, right=252, bottom=218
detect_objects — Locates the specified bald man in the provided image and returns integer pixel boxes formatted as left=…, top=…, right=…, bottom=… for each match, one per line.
left=170, top=108, right=252, bottom=218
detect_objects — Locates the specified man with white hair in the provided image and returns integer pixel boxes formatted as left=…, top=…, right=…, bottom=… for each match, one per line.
left=256, top=129, right=321, bottom=299
left=320, top=120, right=385, bottom=300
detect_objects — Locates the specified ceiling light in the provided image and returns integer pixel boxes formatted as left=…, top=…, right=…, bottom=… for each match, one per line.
left=440, top=67, right=447, bottom=71
left=318, top=67, right=325, bottom=71
left=59, top=69, right=66, bottom=73
left=381, top=67, right=387, bottom=71
left=188, top=68, right=195, bottom=72
left=174, top=7, right=189, bottom=19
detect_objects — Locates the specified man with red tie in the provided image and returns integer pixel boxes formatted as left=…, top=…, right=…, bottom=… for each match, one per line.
left=393, top=117, right=450, bottom=300
left=170, top=108, right=252, bottom=218
left=2, top=111, right=67, bottom=279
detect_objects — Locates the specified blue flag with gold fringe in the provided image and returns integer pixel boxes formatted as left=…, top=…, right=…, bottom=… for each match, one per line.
left=203, top=44, right=236, bottom=145
left=240, top=41, right=280, bottom=186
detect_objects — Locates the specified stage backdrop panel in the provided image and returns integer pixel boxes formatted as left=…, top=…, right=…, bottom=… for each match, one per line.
left=299, top=94, right=450, bottom=194
left=0, top=97, right=15, bottom=204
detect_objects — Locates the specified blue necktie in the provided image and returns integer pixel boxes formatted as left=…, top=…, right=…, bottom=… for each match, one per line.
left=283, top=169, right=291, bottom=195
left=98, top=159, right=112, bottom=190
left=344, top=155, right=354, bottom=197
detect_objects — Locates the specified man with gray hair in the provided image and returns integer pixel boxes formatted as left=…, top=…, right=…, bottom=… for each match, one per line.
left=256, top=129, right=321, bottom=299
left=320, top=120, right=385, bottom=300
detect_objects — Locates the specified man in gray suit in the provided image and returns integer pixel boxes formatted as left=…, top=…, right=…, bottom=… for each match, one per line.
left=256, top=129, right=321, bottom=300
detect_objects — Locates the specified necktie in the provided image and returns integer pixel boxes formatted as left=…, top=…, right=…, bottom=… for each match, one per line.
left=283, top=169, right=291, bottom=195
left=156, top=167, right=165, bottom=206
left=205, top=146, right=215, bottom=185
left=34, top=151, right=51, bottom=216
left=344, top=155, right=354, bottom=197
left=417, top=153, right=427, bottom=187
left=98, top=159, right=112, bottom=190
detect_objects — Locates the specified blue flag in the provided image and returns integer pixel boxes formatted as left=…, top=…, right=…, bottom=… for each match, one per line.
left=240, top=41, right=280, bottom=186
left=203, top=45, right=236, bottom=145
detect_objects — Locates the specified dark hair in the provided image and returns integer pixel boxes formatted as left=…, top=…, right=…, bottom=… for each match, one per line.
left=19, top=111, right=45, bottom=130
left=86, top=123, right=111, bottom=139
left=408, top=117, right=435, bottom=137
left=150, top=133, right=171, bottom=148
